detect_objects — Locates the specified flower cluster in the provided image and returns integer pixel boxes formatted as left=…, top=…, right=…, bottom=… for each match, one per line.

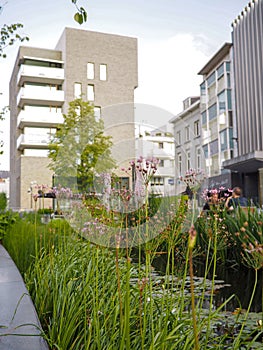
left=132, top=156, right=159, bottom=187
left=201, top=186, right=232, bottom=201
left=179, top=169, right=205, bottom=191
left=52, top=185, right=73, bottom=199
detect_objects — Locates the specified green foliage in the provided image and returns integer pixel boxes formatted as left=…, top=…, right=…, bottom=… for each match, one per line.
left=3, top=214, right=74, bottom=275
left=0, top=210, right=19, bottom=241
left=38, top=208, right=52, bottom=215
left=3, top=201, right=263, bottom=348
left=0, top=23, right=29, bottom=58
left=48, top=98, right=116, bottom=193
left=71, top=0, right=88, bottom=24
left=0, top=191, right=7, bottom=210
left=0, top=106, right=9, bottom=155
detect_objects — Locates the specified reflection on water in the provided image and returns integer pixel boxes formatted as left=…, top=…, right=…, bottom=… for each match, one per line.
left=211, top=266, right=262, bottom=312
left=151, top=255, right=262, bottom=312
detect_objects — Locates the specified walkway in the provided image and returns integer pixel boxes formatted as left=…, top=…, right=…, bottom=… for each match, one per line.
left=0, top=244, right=49, bottom=349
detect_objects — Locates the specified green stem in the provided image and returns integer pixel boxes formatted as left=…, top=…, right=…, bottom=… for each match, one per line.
left=234, top=268, right=258, bottom=349
left=189, top=247, right=199, bottom=350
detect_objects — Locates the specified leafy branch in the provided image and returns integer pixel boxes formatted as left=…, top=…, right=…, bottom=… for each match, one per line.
left=0, top=23, right=29, bottom=58
left=71, top=0, right=88, bottom=24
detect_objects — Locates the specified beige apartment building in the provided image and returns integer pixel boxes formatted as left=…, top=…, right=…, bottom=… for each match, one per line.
left=170, top=96, right=203, bottom=193
left=9, top=28, right=138, bottom=210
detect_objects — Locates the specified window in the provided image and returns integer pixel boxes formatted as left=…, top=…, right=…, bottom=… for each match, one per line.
left=229, top=128, right=234, bottom=148
left=87, top=84, right=95, bottom=101
left=158, top=142, right=164, bottom=149
left=227, top=89, right=232, bottom=110
left=177, top=153, right=182, bottom=174
left=220, top=129, right=227, bottom=151
left=228, top=111, right=233, bottom=127
left=217, top=63, right=224, bottom=79
left=218, top=90, right=226, bottom=114
left=208, top=103, right=217, bottom=121
left=207, top=72, right=216, bottom=87
left=94, top=106, right=101, bottom=121
left=201, top=111, right=207, bottom=125
left=23, top=59, right=62, bottom=68
left=176, top=131, right=181, bottom=145
left=226, top=61, right=231, bottom=72
left=203, top=144, right=209, bottom=159
left=196, top=147, right=201, bottom=170
left=227, top=73, right=231, bottom=88
left=159, top=159, right=164, bottom=167
left=185, top=126, right=190, bottom=141
left=100, top=64, right=107, bottom=81
left=87, top=62, right=95, bottom=79
left=200, top=82, right=206, bottom=96
left=194, top=120, right=200, bottom=136
left=210, top=139, right=219, bottom=156
left=151, top=177, right=164, bottom=186
left=74, top=83, right=82, bottom=98
left=187, top=150, right=191, bottom=170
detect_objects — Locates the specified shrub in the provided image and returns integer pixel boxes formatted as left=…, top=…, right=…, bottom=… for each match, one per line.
left=0, top=192, right=7, bottom=211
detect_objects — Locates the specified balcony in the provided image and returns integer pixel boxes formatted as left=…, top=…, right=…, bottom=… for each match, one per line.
left=17, top=133, right=52, bottom=151
left=17, top=109, right=64, bottom=128
left=155, top=167, right=175, bottom=177
left=17, top=86, right=64, bottom=108
left=17, top=64, right=64, bottom=86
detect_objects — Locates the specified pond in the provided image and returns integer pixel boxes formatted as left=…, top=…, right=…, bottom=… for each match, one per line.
left=211, top=265, right=262, bottom=313
left=150, top=254, right=262, bottom=312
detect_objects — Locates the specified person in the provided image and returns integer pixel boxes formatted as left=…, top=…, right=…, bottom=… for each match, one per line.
left=225, top=186, right=248, bottom=211
left=202, top=190, right=219, bottom=212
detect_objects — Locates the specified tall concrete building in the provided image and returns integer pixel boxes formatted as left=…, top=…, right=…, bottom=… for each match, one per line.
left=9, top=28, right=138, bottom=210
left=224, top=0, right=263, bottom=204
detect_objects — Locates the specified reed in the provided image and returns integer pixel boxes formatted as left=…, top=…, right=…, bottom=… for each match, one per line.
left=3, top=196, right=263, bottom=348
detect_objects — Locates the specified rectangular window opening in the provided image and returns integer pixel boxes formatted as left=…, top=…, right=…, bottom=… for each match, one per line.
left=100, top=64, right=107, bottom=81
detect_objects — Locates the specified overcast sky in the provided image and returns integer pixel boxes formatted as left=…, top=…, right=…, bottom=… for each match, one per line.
left=0, top=0, right=249, bottom=169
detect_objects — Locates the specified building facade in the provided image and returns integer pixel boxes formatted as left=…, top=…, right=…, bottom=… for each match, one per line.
left=135, top=125, right=175, bottom=196
left=224, top=0, right=263, bottom=204
left=198, top=43, right=236, bottom=188
left=9, top=28, right=138, bottom=210
left=170, top=97, right=203, bottom=193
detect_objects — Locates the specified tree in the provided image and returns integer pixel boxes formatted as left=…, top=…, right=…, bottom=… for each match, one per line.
left=0, top=23, right=29, bottom=58
left=48, top=99, right=116, bottom=193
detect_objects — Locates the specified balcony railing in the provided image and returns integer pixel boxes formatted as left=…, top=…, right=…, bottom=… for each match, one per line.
left=17, top=86, right=64, bottom=108
left=17, top=64, right=64, bottom=86
left=155, top=167, right=175, bottom=177
left=17, top=133, right=52, bottom=150
left=17, top=109, right=64, bottom=128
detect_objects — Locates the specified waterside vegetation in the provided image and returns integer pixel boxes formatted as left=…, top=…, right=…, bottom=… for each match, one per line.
left=1, top=189, right=263, bottom=349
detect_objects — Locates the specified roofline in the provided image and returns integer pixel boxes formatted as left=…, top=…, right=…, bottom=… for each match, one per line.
left=169, top=99, right=200, bottom=123
left=198, top=42, right=232, bottom=75
left=231, top=1, right=253, bottom=27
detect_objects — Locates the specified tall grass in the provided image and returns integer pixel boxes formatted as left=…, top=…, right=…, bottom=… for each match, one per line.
left=3, top=203, right=263, bottom=349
